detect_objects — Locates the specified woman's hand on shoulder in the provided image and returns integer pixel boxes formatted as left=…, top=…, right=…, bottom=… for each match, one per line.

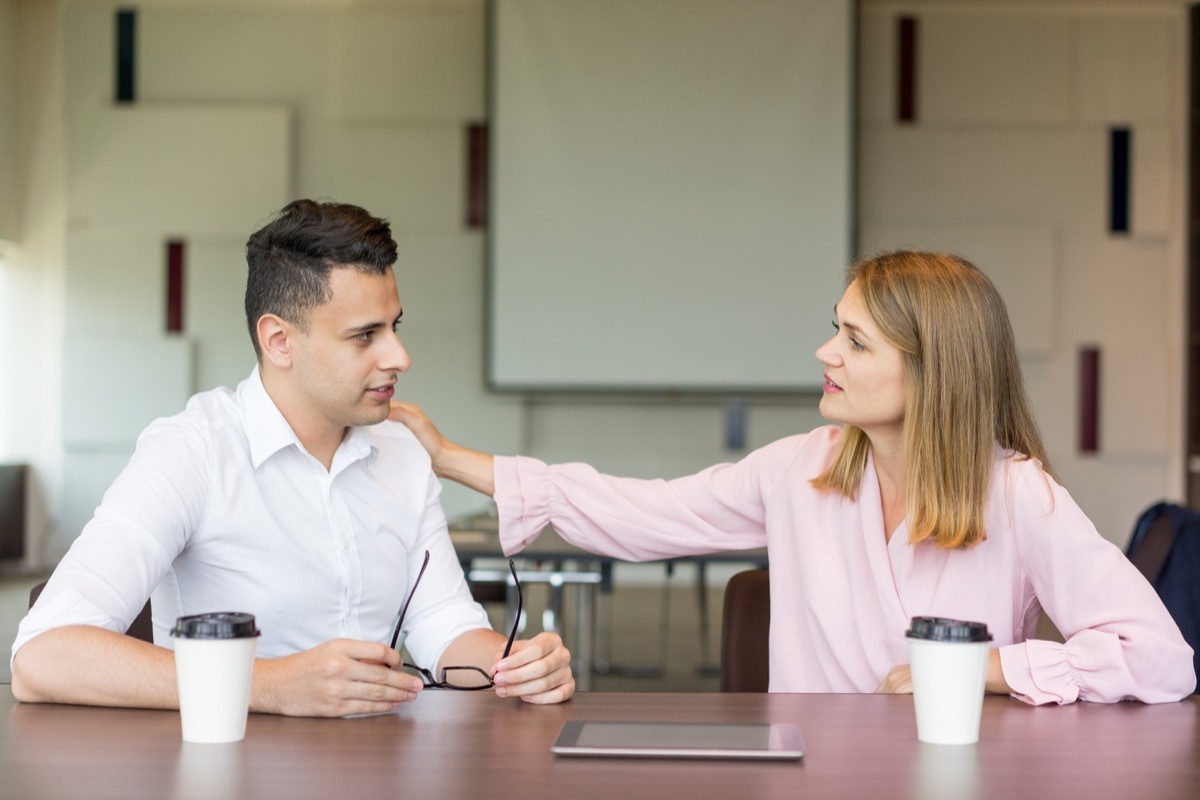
left=390, top=401, right=497, bottom=495
left=389, top=402, right=448, bottom=463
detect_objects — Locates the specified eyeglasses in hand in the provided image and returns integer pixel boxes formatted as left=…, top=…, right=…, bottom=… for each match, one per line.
left=387, top=550, right=523, bottom=690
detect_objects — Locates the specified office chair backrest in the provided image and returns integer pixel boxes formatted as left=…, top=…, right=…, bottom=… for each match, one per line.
left=28, top=579, right=155, bottom=644
left=720, top=569, right=770, bottom=692
left=1126, top=502, right=1200, bottom=693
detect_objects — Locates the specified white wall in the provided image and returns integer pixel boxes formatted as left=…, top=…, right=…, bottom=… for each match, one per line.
left=0, top=0, right=15, bottom=460
left=1, top=0, right=67, bottom=569
left=1, top=0, right=1188, bottom=569
left=858, top=0, right=1186, bottom=543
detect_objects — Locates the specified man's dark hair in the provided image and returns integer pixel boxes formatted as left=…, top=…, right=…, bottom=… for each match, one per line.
left=244, top=199, right=398, bottom=358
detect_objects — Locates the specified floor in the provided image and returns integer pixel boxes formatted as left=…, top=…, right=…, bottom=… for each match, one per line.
left=1, top=570, right=728, bottom=692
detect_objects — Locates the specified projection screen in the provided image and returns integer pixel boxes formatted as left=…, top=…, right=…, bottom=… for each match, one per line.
left=488, top=0, right=854, bottom=391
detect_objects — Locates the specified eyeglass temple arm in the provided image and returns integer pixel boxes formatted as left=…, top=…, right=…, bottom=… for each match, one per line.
left=501, top=559, right=521, bottom=660
left=390, top=549, right=432, bottom=650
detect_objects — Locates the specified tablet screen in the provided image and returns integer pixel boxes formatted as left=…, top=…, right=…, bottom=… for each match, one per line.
left=552, top=721, right=804, bottom=760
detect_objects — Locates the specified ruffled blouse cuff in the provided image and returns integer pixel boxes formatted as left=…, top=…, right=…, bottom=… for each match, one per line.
left=495, top=455, right=551, bottom=556
left=999, top=640, right=1082, bottom=706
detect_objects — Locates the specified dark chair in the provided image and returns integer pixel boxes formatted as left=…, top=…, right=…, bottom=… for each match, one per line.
left=1126, top=503, right=1200, bottom=692
left=1127, top=506, right=1177, bottom=583
left=719, top=569, right=770, bottom=692
left=28, top=579, right=154, bottom=644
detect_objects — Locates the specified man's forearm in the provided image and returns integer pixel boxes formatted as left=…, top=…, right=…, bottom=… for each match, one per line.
left=438, top=628, right=507, bottom=673
left=11, top=625, right=179, bottom=709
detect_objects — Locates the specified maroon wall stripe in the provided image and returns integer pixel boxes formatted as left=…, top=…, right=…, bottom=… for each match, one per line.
left=465, top=122, right=488, bottom=228
left=166, top=239, right=185, bottom=333
left=897, top=16, right=918, bottom=124
left=1079, top=346, right=1100, bottom=453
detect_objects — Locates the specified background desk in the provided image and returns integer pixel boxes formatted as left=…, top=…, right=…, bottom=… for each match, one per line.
left=4, top=686, right=1197, bottom=799
left=450, top=519, right=768, bottom=689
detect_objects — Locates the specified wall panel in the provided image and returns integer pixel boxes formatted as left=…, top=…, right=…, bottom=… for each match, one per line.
left=333, top=10, right=485, bottom=121
left=1078, top=17, right=1174, bottom=123
left=0, top=0, right=17, bottom=241
left=69, top=106, right=291, bottom=235
left=858, top=223, right=1056, bottom=356
left=922, top=13, right=1076, bottom=124
left=61, top=336, right=193, bottom=448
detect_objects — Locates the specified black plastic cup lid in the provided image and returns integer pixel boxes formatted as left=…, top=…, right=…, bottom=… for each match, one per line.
left=170, top=612, right=260, bottom=640
left=906, top=616, right=992, bottom=643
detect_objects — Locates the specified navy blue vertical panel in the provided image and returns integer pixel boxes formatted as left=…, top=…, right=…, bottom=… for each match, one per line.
left=1109, top=127, right=1132, bottom=234
left=1079, top=346, right=1100, bottom=454
left=115, top=8, right=137, bottom=103
left=897, top=16, right=918, bottom=124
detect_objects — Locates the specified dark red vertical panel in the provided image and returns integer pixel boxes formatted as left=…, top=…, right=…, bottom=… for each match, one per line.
left=166, top=239, right=185, bottom=333
left=897, top=16, right=918, bottom=124
left=466, top=122, right=489, bottom=228
left=1079, top=346, right=1100, bottom=453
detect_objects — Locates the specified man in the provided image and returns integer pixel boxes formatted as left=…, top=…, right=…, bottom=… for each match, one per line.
left=12, top=199, right=574, bottom=716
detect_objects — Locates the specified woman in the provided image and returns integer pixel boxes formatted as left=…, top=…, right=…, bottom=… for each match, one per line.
left=394, top=251, right=1195, bottom=704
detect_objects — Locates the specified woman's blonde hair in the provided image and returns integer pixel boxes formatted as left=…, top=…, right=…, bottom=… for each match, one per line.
left=811, top=250, right=1053, bottom=549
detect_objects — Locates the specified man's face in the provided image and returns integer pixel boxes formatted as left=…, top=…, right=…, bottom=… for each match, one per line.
left=288, top=265, right=410, bottom=434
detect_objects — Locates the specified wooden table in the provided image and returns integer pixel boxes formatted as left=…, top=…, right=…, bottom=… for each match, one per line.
left=3, top=686, right=1197, bottom=799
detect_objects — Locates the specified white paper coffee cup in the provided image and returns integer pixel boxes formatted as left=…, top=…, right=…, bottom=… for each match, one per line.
left=171, top=612, right=260, bottom=744
left=906, top=617, right=992, bottom=745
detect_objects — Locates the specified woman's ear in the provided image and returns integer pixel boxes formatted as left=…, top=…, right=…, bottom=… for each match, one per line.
left=257, top=314, right=294, bottom=369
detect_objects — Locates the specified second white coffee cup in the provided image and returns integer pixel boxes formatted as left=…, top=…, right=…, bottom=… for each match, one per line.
left=906, top=617, right=992, bottom=745
left=171, top=612, right=260, bottom=744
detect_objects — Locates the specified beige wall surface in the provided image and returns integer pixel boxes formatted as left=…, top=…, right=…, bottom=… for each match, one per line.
left=1, top=0, right=66, bottom=569
left=0, top=0, right=16, bottom=242
left=0, top=0, right=1187, bottom=567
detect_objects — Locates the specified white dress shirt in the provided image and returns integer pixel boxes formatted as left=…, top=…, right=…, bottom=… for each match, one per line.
left=12, top=368, right=490, bottom=672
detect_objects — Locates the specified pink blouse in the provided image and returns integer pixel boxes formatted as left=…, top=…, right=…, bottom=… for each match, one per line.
left=495, top=426, right=1195, bottom=704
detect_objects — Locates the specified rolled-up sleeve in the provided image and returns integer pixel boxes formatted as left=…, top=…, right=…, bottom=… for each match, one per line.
left=12, top=418, right=205, bottom=668
left=399, top=471, right=491, bottom=671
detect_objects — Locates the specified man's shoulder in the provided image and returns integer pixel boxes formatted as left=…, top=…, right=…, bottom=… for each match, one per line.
left=138, top=384, right=243, bottom=448
left=364, top=420, right=432, bottom=467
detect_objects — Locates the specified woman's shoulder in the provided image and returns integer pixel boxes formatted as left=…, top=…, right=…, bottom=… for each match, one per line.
left=743, top=424, right=843, bottom=472
left=989, top=447, right=1064, bottom=520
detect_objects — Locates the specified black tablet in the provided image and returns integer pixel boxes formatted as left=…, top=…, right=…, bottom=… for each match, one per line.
left=551, top=720, right=804, bottom=761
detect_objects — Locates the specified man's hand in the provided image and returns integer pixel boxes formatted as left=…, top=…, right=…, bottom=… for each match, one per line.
left=491, top=632, right=576, bottom=704
left=251, top=639, right=425, bottom=717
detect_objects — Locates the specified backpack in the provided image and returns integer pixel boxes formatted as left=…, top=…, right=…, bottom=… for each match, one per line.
left=1126, top=501, right=1200, bottom=693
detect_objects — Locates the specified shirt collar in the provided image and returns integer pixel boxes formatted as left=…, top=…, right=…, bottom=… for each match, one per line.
left=240, top=366, right=378, bottom=471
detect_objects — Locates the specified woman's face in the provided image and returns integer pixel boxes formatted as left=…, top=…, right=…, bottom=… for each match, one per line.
left=815, top=280, right=907, bottom=438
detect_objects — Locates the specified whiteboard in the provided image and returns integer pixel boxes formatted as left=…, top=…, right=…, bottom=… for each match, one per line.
left=488, top=0, right=854, bottom=391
